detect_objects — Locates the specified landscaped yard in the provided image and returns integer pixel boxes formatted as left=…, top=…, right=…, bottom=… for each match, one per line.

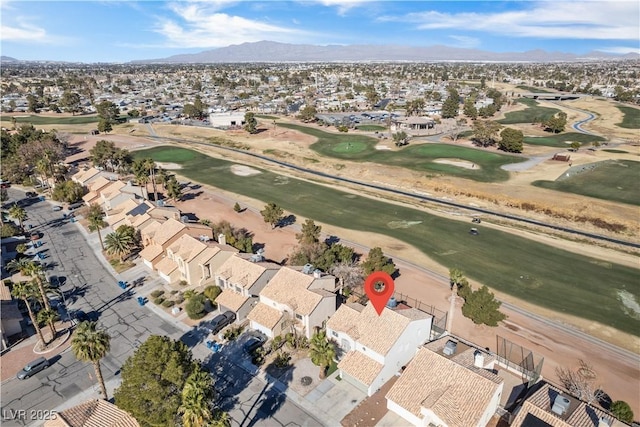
left=0, top=114, right=100, bottom=125
left=515, top=86, right=552, bottom=93
left=524, top=132, right=606, bottom=148
left=135, top=146, right=640, bottom=336
left=278, top=123, right=524, bottom=182
left=355, top=124, right=387, bottom=131
left=615, top=105, right=640, bottom=129
left=498, top=98, right=560, bottom=125
left=533, top=160, right=640, bottom=206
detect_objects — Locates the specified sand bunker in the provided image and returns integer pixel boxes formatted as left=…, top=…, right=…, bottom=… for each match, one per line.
left=156, top=162, right=182, bottom=170
left=231, top=164, right=261, bottom=176
left=433, top=158, right=479, bottom=169
left=375, top=145, right=392, bottom=150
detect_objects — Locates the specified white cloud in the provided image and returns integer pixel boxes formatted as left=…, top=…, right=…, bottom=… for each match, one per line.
left=380, top=1, right=639, bottom=40
left=1, top=17, right=48, bottom=43
left=448, top=35, right=480, bottom=49
left=303, top=0, right=372, bottom=16
left=151, top=2, right=310, bottom=48
left=596, top=46, right=640, bottom=54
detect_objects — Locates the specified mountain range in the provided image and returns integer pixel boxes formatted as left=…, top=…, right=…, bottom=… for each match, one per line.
left=134, top=41, right=640, bottom=64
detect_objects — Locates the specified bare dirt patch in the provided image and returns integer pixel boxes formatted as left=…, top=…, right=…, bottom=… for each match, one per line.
left=230, top=164, right=261, bottom=176
left=433, top=158, right=479, bottom=169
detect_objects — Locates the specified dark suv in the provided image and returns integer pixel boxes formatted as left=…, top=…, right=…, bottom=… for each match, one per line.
left=203, top=311, right=236, bottom=335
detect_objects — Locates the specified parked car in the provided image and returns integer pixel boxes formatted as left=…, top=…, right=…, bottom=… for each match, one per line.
left=25, top=191, right=37, bottom=198
left=17, top=357, right=49, bottom=379
left=202, top=311, right=236, bottom=335
left=243, top=331, right=267, bottom=353
left=52, top=205, right=63, bottom=211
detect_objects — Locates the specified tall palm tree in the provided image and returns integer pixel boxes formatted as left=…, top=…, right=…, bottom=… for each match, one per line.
left=144, top=158, right=158, bottom=202
left=37, top=308, right=59, bottom=339
left=87, top=204, right=107, bottom=250
left=179, top=368, right=213, bottom=427
left=11, top=281, right=45, bottom=346
left=104, top=229, right=133, bottom=262
left=7, top=258, right=51, bottom=310
left=8, top=204, right=27, bottom=233
left=309, top=330, right=336, bottom=379
left=71, top=321, right=111, bottom=399
left=157, top=167, right=169, bottom=191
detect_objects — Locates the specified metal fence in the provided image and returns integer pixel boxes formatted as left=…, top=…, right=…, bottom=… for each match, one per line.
left=496, top=335, right=544, bottom=385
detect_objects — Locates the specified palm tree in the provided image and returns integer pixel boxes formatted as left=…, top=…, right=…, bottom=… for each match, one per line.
left=179, top=368, right=213, bottom=427
left=309, top=330, right=336, bottom=379
left=37, top=308, right=59, bottom=339
left=157, top=167, right=169, bottom=191
left=11, top=281, right=45, bottom=346
left=166, top=176, right=182, bottom=201
left=71, top=321, right=111, bottom=399
left=87, top=204, right=107, bottom=250
left=144, top=158, right=158, bottom=202
left=8, top=204, right=27, bottom=232
left=104, top=229, right=133, bottom=262
left=7, top=258, right=51, bottom=310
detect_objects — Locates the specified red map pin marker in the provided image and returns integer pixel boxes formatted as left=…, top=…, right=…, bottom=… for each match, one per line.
left=364, top=271, right=395, bottom=315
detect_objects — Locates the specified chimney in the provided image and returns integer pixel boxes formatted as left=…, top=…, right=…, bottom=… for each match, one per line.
left=218, top=233, right=226, bottom=246
left=473, top=350, right=484, bottom=368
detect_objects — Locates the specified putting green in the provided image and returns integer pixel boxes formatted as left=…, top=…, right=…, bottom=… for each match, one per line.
left=332, top=141, right=368, bottom=153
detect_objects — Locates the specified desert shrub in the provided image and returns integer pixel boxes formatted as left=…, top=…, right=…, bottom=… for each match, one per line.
left=185, top=294, right=206, bottom=319
left=204, top=285, right=222, bottom=302
left=162, top=300, right=175, bottom=308
left=153, top=297, right=165, bottom=305
left=251, top=347, right=266, bottom=366
left=274, top=352, right=291, bottom=368
left=150, top=290, right=165, bottom=298
left=183, top=289, right=197, bottom=300
left=178, top=280, right=188, bottom=287
left=175, top=295, right=184, bottom=304
left=270, top=335, right=285, bottom=353
left=610, top=401, right=633, bottom=423
left=170, top=290, right=178, bottom=295
left=16, top=244, right=27, bottom=254
left=223, top=325, right=244, bottom=341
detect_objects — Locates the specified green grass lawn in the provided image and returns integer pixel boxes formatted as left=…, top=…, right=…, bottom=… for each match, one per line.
left=533, top=160, right=640, bottom=206
left=0, top=114, right=99, bottom=125
left=256, top=114, right=279, bottom=120
left=135, top=146, right=640, bottom=336
left=356, top=125, right=387, bottom=131
left=524, top=132, right=606, bottom=148
left=278, top=123, right=523, bottom=182
left=515, top=86, right=552, bottom=93
left=499, top=99, right=560, bottom=125
left=615, top=105, right=640, bottom=129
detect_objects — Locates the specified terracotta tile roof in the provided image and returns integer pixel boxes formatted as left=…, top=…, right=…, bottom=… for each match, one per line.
left=259, top=267, right=325, bottom=316
left=82, top=191, right=100, bottom=204
left=152, top=218, right=186, bottom=246
left=338, top=350, right=384, bottom=386
left=100, top=181, right=126, bottom=200
left=385, top=347, right=503, bottom=427
left=86, top=176, right=110, bottom=192
left=139, top=244, right=164, bottom=264
left=130, top=213, right=152, bottom=228
left=43, top=399, right=139, bottom=427
left=326, top=303, right=430, bottom=355
left=155, top=256, right=177, bottom=277
left=215, top=254, right=278, bottom=289
left=511, top=383, right=624, bottom=427
left=72, top=167, right=101, bottom=185
left=216, top=289, right=249, bottom=312
left=140, top=220, right=161, bottom=241
left=247, top=302, right=283, bottom=330
left=0, top=283, right=12, bottom=300
left=168, top=234, right=206, bottom=262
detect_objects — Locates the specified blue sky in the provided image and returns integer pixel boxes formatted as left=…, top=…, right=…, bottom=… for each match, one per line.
left=1, top=0, right=638, bottom=62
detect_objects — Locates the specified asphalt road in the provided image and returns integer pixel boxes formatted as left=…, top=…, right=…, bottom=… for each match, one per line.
left=0, top=188, right=323, bottom=427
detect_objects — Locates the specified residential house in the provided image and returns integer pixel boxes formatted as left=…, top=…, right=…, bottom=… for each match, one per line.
left=247, top=266, right=337, bottom=339
left=510, top=382, right=624, bottom=427
left=390, top=116, right=435, bottom=133
left=81, top=176, right=112, bottom=206
left=215, top=254, right=280, bottom=323
left=104, top=198, right=142, bottom=228
left=71, top=167, right=117, bottom=187
left=0, top=282, right=23, bottom=351
left=43, top=399, right=139, bottom=427
left=139, top=218, right=213, bottom=270
left=385, top=338, right=504, bottom=427
left=326, top=302, right=432, bottom=396
left=100, top=181, right=144, bottom=212
left=154, top=234, right=237, bottom=285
